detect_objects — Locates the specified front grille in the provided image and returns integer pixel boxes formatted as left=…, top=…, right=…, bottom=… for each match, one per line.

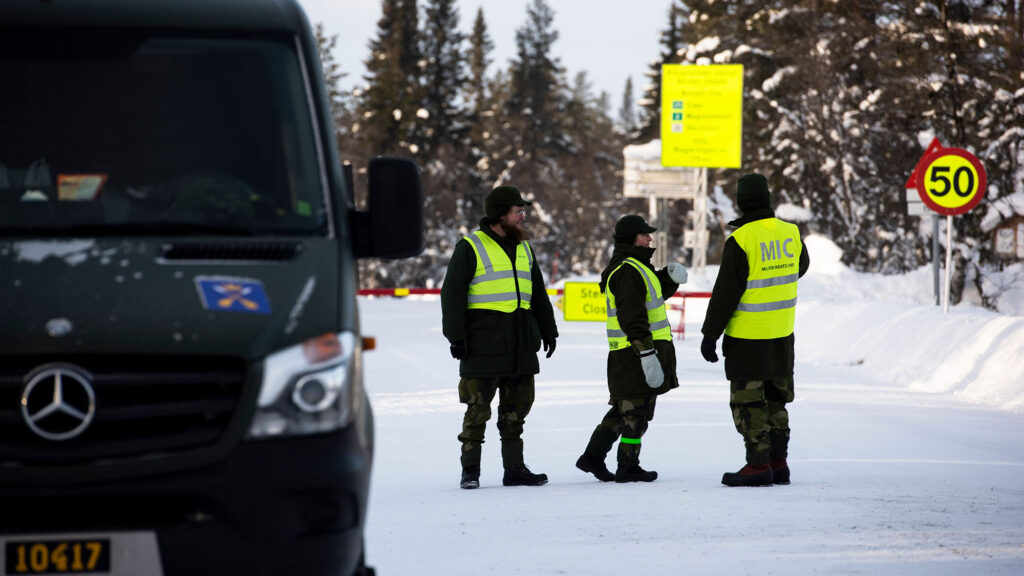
left=0, top=356, right=246, bottom=467
left=0, top=495, right=222, bottom=532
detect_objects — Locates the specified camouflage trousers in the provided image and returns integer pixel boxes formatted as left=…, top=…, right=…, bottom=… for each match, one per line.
left=582, top=396, right=657, bottom=468
left=458, top=375, right=535, bottom=473
left=730, top=378, right=794, bottom=466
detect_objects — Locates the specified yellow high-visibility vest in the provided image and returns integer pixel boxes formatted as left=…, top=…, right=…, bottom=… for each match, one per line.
left=605, top=258, right=672, bottom=350
left=464, top=231, right=534, bottom=313
left=724, top=218, right=802, bottom=339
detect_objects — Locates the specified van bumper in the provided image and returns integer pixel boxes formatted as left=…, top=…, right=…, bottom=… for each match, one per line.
left=0, top=426, right=374, bottom=576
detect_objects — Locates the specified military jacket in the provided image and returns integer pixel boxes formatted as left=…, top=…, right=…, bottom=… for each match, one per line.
left=599, top=243, right=680, bottom=401
left=441, top=223, right=558, bottom=378
left=701, top=209, right=810, bottom=382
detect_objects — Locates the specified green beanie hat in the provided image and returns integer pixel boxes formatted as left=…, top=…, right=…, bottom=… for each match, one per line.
left=485, top=185, right=531, bottom=219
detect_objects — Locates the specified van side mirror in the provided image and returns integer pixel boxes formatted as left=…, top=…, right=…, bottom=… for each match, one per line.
left=352, top=157, right=424, bottom=259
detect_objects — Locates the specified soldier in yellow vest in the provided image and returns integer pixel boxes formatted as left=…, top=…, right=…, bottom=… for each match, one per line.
left=701, top=174, right=810, bottom=486
left=441, top=185, right=559, bottom=489
left=575, top=215, right=688, bottom=483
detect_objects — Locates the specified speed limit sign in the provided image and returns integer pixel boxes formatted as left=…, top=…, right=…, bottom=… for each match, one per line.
left=911, top=144, right=987, bottom=314
left=914, top=147, right=987, bottom=216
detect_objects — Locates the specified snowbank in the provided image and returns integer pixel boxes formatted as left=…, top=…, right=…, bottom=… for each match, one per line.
left=797, top=235, right=1024, bottom=412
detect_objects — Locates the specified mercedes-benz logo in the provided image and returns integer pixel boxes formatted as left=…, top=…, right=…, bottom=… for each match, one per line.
left=20, top=364, right=96, bottom=441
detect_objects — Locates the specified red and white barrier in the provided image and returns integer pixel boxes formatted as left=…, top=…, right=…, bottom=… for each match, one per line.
left=357, top=288, right=712, bottom=341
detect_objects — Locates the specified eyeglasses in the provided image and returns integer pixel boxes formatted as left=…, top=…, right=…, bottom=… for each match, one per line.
left=515, top=208, right=528, bottom=216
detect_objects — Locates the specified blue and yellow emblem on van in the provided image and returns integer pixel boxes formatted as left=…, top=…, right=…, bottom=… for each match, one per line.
left=195, top=276, right=271, bottom=315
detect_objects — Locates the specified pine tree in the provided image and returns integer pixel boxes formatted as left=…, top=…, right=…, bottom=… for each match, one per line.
left=618, top=76, right=636, bottom=136
left=558, top=71, right=629, bottom=277
left=345, top=0, right=1021, bottom=306
left=420, top=0, right=466, bottom=154
left=905, top=1, right=1024, bottom=304
left=464, top=8, right=500, bottom=219
left=474, top=69, right=516, bottom=187
left=352, top=0, right=426, bottom=288
left=313, top=23, right=349, bottom=129
left=507, top=0, right=566, bottom=156
left=359, top=0, right=421, bottom=155
left=671, top=0, right=1021, bottom=306
left=1009, top=0, right=1024, bottom=69
left=636, top=0, right=690, bottom=143
left=466, top=8, right=493, bottom=119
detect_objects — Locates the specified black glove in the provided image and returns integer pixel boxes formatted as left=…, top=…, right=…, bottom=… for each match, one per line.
left=450, top=339, right=467, bottom=360
left=700, top=336, right=719, bottom=363
left=543, top=336, right=556, bottom=358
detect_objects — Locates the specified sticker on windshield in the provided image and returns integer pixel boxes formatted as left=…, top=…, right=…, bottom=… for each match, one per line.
left=195, top=276, right=272, bottom=315
left=57, top=173, right=107, bottom=201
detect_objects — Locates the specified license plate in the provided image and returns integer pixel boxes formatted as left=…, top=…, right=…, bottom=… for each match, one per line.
left=4, top=539, right=110, bottom=574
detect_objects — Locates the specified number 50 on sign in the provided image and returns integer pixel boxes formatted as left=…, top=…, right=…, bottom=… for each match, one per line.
left=914, top=147, right=987, bottom=216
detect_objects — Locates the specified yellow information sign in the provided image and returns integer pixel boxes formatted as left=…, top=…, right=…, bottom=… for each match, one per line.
left=562, top=282, right=606, bottom=322
left=660, top=64, right=743, bottom=168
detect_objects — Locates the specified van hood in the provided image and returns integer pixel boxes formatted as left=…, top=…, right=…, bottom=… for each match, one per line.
left=0, top=238, right=340, bottom=360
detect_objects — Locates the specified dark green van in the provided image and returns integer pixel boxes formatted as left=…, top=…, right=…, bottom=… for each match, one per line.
left=0, top=1, right=421, bottom=574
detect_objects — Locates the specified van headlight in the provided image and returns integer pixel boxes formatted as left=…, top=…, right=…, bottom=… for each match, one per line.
left=247, top=331, right=359, bottom=439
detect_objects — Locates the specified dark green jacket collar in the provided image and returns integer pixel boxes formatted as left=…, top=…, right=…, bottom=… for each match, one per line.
left=728, top=207, right=775, bottom=228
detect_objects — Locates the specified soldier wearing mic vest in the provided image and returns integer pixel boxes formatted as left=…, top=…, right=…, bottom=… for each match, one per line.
left=441, top=185, right=559, bottom=490
left=575, top=214, right=688, bottom=483
left=700, top=173, right=810, bottom=487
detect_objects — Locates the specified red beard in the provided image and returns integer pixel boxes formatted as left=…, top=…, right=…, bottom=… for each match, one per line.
left=499, top=220, right=528, bottom=242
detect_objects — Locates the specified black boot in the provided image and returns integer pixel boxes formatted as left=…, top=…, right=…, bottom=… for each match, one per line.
left=770, top=458, right=790, bottom=485
left=614, top=465, right=658, bottom=483
left=502, top=464, right=548, bottom=486
left=460, top=469, right=480, bottom=489
left=576, top=453, right=615, bottom=482
left=721, top=464, right=773, bottom=487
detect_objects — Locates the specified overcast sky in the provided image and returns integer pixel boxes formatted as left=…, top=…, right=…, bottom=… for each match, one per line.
left=297, top=0, right=675, bottom=103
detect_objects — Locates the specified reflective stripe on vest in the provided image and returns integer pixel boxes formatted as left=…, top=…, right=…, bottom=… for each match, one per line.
left=464, top=231, right=534, bottom=312
left=605, top=258, right=672, bottom=350
left=724, top=218, right=802, bottom=339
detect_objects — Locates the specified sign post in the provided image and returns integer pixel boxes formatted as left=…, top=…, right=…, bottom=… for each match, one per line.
left=645, top=63, right=742, bottom=276
left=913, top=145, right=987, bottom=313
left=623, top=141, right=707, bottom=273
left=906, top=138, right=944, bottom=305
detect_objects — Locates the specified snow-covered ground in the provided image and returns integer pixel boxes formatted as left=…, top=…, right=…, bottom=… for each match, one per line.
left=358, top=235, right=1024, bottom=575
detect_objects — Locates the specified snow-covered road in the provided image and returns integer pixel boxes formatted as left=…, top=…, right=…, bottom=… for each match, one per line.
left=359, top=288, right=1024, bottom=575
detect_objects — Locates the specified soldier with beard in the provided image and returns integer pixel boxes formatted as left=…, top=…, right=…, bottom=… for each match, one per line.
left=576, top=215, right=688, bottom=483
left=441, top=185, right=559, bottom=489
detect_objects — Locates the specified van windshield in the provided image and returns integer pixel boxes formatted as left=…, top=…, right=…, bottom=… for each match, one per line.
left=0, top=29, right=327, bottom=236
